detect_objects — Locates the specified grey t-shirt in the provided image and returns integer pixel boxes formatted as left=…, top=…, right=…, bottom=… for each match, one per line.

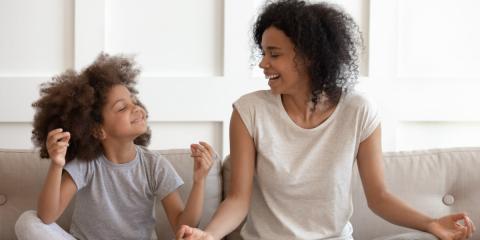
left=64, top=145, right=183, bottom=240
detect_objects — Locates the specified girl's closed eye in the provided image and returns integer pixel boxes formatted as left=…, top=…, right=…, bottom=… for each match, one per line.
left=117, top=104, right=127, bottom=112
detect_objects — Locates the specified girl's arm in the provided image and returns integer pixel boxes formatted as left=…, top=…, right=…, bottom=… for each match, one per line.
left=37, top=129, right=77, bottom=224
left=163, top=142, right=214, bottom=231
left=176, top=109, right=256, bottom=240
left=357, top=125, right=475, bottom=239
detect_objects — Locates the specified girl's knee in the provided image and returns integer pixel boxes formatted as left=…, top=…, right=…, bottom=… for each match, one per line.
left=16, top=210, right=39, bottom=227
left=15, top=210, right=42, bottom=238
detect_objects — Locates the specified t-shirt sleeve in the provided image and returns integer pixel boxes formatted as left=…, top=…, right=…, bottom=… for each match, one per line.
left=232, top=93, right=256, bottom=138
left=64, top=159, right=91, bottom=191
left=358, top=95, right=381, bottom=142
left=154, top=157, right=184, bottom=200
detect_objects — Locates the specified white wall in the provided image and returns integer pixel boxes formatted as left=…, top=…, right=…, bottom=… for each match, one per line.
left=1, top=0, right=479, bottom=156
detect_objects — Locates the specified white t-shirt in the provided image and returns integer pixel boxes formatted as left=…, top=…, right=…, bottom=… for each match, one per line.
left=233, top=90, right=380, bottom=240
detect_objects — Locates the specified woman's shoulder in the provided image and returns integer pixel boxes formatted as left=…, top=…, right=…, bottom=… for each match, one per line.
left=235, top=90, right=276, bottom=106
left=342, top=90, right=377, bottom=110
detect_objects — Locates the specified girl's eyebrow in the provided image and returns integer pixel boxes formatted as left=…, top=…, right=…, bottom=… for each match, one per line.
left=111, top=99, right=126, bottom=109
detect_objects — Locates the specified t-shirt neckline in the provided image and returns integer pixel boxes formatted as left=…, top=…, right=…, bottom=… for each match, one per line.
left=275, top=92, right=345, bottom=132
left=100, top=145, right=140, bottom=169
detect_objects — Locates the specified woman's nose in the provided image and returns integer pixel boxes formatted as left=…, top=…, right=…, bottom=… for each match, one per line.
left=259, top=56, right=269, bottom=69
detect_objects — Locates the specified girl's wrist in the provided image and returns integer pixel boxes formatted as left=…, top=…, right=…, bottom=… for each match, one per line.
left=193, top=178, right=206, bottom=185
left=50, top=162, right=64, bottom=170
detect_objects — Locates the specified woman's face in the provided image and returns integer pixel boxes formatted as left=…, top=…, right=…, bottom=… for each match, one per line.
left=259, top=26, right=311, bottom=95
left=99, top=84, right=147, bottom=141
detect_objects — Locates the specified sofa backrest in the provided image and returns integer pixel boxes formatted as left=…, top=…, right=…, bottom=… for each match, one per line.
left=351, top=147, right=480, bottom=239
left=222, top=147, right=480, bottom=240
left=0, top=148, right=222, bottom=240
left=154, top=149, right=222, bottom=239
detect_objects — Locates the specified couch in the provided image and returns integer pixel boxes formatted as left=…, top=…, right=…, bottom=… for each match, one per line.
left=1, top=147, right=479, bottom=240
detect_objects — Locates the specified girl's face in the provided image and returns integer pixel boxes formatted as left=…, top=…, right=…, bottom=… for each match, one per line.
left=259, top=26, right=311, bottom=96
left=99, top=84, right=147, bottom=141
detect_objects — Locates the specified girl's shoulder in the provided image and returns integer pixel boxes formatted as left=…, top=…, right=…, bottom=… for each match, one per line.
left=135, top=145, right=172, bottom=170
left=136, top=145, right=164, bottom=163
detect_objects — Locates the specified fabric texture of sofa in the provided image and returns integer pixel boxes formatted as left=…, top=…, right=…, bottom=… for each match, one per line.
left=1, top=147, right=479, bottom=240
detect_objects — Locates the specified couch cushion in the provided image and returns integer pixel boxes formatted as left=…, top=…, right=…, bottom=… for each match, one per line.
left=0, top=148, right=222, bottom=240
left=0, top=149, right=74, bottom=240
left=372, top=231, right=438, bottom=240
left=154, top=149, right=222, bottom=239
left=351, top=147, right=480, bottom=240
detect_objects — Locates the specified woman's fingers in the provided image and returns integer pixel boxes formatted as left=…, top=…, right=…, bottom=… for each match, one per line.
left=464, top=215, right=475, bottom=238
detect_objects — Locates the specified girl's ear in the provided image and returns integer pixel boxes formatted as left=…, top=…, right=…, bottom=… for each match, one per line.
left=92, top=126, right=106, bottom=140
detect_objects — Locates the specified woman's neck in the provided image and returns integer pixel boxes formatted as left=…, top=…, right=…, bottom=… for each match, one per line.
left=281, top=92, right=335, bottom=128
left=101, top=140, right=137, bottom=164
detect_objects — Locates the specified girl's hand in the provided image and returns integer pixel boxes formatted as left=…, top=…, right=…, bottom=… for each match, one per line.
left=427, top=213, right=476, bottom=240
left=190, top=141, right=214, bottom=183
left=46, top=128, right=70, bottom=167
left=176, top=225, right=214, bottom=240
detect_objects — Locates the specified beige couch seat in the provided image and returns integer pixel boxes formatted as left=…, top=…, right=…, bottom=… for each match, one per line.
left=1, top=147, right=479, bottom=240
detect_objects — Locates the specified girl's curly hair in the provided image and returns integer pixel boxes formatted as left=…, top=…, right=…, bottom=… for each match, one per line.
left=31, top=53, right=151, bottom=162
left=253, top=0, right=362, bottom=107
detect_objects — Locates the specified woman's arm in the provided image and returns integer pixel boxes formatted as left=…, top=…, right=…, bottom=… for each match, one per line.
left=37, top=129, right=77, bottom=224
left=176, top=109, right=256, bottom=240
left=357, top=125, right=475, bottom=239
left=203, top=109, right=256, bottom=239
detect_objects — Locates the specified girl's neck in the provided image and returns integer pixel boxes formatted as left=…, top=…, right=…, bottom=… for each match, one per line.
left=101, top=140, right=137, bottom=164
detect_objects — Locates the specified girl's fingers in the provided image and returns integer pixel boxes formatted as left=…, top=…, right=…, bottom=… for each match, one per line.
left=47, top=128, right=63, bottom=138
left=48, top=131, right=70, bottom=145
left=199, top=141, right=214, bottom=155
left=193, top=143, right=212, bottom=156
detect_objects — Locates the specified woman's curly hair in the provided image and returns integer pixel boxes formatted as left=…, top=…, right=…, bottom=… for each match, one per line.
left=253, top=0, right=362, bottom=107
left=31, top=53, right=151, bottom=162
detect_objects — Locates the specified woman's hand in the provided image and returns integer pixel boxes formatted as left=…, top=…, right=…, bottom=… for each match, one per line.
left=46, top=128, right=70, bottom=167
left=190, top=141, right=214, bottom=183
left=427, top=213, right=476, bottom=240
left=176, top=225, right=214, bottom=240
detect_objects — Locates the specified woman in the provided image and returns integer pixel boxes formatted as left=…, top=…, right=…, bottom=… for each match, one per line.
left=177, top=1, right=475, bottom=239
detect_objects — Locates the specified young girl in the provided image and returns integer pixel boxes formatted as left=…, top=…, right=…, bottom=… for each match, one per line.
left=15, top=53, right=215, bottom=240
left=176, top=1, right=475, bottom=240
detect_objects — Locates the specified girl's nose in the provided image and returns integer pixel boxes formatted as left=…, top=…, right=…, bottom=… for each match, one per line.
left=133, top=104, right=144, bottom=114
